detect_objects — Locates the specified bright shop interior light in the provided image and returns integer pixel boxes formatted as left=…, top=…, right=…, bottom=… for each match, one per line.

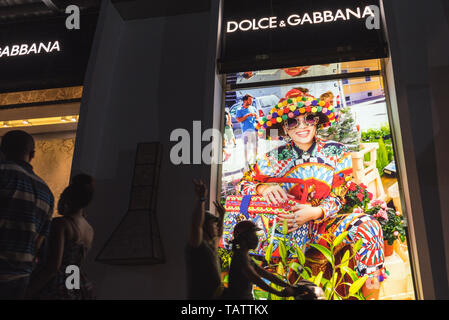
left=0, top=115, right=79, bottom=128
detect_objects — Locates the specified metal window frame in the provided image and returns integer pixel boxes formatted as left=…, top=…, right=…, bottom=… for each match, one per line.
left=210, top=58, right=422, bottom=300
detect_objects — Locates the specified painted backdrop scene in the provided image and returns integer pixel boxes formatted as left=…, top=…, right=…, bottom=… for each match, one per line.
left=219, top=60, right=415, bottom=300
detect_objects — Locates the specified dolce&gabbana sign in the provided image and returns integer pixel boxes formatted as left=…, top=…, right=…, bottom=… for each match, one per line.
left=0, top=41, right=61, bottom=59
left=226, top=6, right=376, bottom=33
left=0, top=12, right=98, bottom=93
left=218, top=0, right=387, bottom=74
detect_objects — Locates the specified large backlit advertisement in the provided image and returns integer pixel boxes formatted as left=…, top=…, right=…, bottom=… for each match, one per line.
left=219, top=60, right=415, bottom=300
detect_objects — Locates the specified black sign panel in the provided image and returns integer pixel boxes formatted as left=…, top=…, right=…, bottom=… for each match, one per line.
left=218, top=0, right=387, bottom=73
left=0, top=13, right=98, bottom=93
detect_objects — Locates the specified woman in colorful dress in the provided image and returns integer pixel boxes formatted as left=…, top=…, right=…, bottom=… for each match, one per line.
left=235, top=89, right=386, bottom=299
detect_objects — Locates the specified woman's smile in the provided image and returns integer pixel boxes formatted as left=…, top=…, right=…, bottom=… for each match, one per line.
left=285, top=115, right=317, bottom=149
left=295, top=129, right=312, bottom=138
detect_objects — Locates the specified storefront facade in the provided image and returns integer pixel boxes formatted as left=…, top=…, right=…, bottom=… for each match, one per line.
left=0, top=11, right=98, bottom=216
left=70, top=0, right=449, bottom=299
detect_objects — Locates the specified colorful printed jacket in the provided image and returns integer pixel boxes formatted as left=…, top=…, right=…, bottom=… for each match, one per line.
left=236, top=138, right=353, bottom=221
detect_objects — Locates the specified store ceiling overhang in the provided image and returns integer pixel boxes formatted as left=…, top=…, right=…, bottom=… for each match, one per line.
left=0, top=0, right=100, bottom=24
left=111, top=0, right=210, bottom=20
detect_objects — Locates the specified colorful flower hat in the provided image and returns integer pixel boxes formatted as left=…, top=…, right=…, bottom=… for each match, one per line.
left=255, top=89, right=341, bottom=138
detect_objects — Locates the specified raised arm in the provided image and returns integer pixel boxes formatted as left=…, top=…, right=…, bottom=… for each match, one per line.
left=213, top=200, right=226, bottom=240
left=189, top=179, right=208, bottom=248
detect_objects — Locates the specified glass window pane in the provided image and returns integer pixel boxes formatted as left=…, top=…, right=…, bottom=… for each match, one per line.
left=226, top=59, right=381, bottom=87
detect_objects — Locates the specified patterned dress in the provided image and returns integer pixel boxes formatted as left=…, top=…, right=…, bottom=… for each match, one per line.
left=235, top=138, right=385, bottom=278
left=33, top=241, right=94, bottom=300
left=32, top=217, right=94, bottom=300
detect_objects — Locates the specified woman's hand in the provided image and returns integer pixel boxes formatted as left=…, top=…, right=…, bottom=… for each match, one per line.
left=193, top=179, right=208, bottom=199
left=279, top=285, right=296, bottom=297
left=277, top=205, right=324, bottom=233
left=213, top=200, right=226, bottom=221
left=256, top=184, right=295, bottom=206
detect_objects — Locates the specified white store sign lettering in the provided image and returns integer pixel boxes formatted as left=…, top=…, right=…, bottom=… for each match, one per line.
left=0, top=41, right=61, bottom=58
left=226, top=6, right=376, bottom=33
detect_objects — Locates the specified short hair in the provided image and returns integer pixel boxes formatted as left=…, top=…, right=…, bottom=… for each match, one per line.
left=294, top=87, right=309, bottom=95
left=242, top=94, right=253, bottom=102
left=0, top=130, right=35, bottom=159
left=319, top=91, right=334, bottom=101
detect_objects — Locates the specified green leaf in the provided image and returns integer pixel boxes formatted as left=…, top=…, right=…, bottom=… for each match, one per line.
left=323, top=283, right=332, bottom=300
left=303, top=266, right=313, bottom=275
left=289, top=262, right=302, bottom=274
left=349, top=275, right=368, bottom=296
left=341, top=249, right=351, bottom=269
left=314, top=271, right=323, bottom=287
left=331, top=273, right=338, bottom=288
left=265, top=243, right=273, bottom=264
left=333, top=294, right=342, bottom=300
left=354, top=238, right=364, bottom=252
left=341, top=266, right=359, bottom=282
left=332, top=231, right=349, bottom=248
left=300, top=269, right=310, bottom=280
left=283, top=218, right=288, bottom=236
left=296, top=246, right=306, bottom=266
left=253, top=289, right=268, bottom=300
left=309, top=244, right=334, bottom=265
left=279, top=241, right=287, bottom=265
left=276, top=263, right=285, bottom=277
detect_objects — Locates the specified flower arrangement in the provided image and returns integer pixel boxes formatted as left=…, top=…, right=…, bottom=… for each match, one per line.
left=365, top=200, right=406, bottom=246
left=341, top=182, right=373, bottom=213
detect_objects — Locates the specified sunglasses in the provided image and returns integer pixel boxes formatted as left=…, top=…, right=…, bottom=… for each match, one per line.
left=284, top=114, right=320, bottom=130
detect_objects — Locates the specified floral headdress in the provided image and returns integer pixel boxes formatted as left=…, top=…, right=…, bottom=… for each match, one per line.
left=255, top=89, right=341, bottom=139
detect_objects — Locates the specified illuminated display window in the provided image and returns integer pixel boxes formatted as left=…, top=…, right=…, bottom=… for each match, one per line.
left=217, top=59, right=416, bottom=301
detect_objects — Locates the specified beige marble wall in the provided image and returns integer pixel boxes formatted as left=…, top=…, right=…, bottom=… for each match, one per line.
left=31, top=136, right=76, bottom=217
left=0, top=86, right=81, bottom=216
left=0, top=86, right=83, bottom=106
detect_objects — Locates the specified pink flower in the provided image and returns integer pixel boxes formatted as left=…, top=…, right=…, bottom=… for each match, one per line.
left=353, top=207, right=364, bottom=214
left=374, top=209, right=388, bottom=221
left=381, top=203, right=387, bottom=209
left=393, top=231, right=399, bottom=237
left=370, top=199, right=384, bottom=207
left=395, top=211, right=401, bottom=216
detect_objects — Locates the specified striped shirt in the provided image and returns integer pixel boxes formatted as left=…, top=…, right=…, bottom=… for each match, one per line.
left=0, top=160, right=54, bottom=280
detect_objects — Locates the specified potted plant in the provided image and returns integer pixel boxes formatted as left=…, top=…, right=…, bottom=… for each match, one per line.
left=341, top=182, right=373, bottom=213
left=365, top=199, right=407, bottom=257
left=262, top=219, right=368, bottom=300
